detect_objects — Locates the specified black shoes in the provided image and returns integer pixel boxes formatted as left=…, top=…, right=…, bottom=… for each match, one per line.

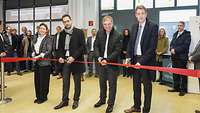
left=94, top=100, right=106, bottom=108
left=72, top=101, right=79, bottom=109
left=195, top=110, right=200, bottom=113
left=34, top=98, right=48, bottom=104
left=106, top=105, right=113, bottom=113
left=168, top=89, right=179, bottom=92
left=54, top=101, right=69, bottom=109
left=179, top=92, right=186, bottom=96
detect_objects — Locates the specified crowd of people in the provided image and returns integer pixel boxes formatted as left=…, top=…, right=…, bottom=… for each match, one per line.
left=0, top=5, right=200, bottom=113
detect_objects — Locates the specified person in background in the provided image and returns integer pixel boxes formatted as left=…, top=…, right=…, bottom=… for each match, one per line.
left=168, top=21, right=191, bottom=96
left=32, top=23, right=52, bottom=104
left=86, top=28, right=97, bottom=77
left=4, top=27, right=22, bottom=76
left=121, top=28, right=130, bottom=77
left=155, top=28, right=169, bottom=84
left=52, top=26, right=63, bottom=79
left=22, top=30, right=33, bottom=72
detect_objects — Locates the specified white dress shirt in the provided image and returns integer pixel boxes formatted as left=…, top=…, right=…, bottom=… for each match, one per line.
left=103, top=32, right=110, bottom=58
left=56, top=33, right=60, bottom=50
left=135, top=21, right=146, bottom=55
left=34, top=35, right=45, bottom=55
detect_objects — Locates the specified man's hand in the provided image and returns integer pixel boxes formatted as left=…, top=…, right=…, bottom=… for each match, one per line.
left=100, top=59, right=107, bottom=66
left=188, top=56, right=193, bottom=63
left=67, top=56, right=75, bottom=64
left=59, top=57, right=65, bottom=63
left=0, top=52, right=6, bottom=56
left=171, top=49, right=175, bottom=55
left=135, top=62, right=141, bottom=69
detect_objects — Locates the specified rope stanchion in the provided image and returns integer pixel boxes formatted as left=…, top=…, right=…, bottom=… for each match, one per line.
left=0, top=56, right=12, bottom=104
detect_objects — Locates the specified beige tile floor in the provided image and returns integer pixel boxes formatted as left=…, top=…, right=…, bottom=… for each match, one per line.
left=0, top=73, right=199, bottom=113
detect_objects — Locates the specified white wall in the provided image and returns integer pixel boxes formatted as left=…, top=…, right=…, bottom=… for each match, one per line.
left=0, top=0, right=3, bottom=21
left=69, top=0, right=99, bottom=37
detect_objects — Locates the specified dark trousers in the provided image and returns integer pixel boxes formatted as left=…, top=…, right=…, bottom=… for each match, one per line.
left=55, top=60, right=63, bottom=75
left=6, top=51, right=20, bottom=73
left=99, top=65, right=118, bottom=106
left=34, top=63, right=51, bottom=101
left=132, top=56, right=153, bottom=113
left=88, top=51, right=96, bottom=74
left=62, top=63, right=81, bottom=102
left=172, top=59, right=187, bottom=92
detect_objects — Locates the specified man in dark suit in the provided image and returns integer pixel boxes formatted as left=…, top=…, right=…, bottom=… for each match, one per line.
left=54, top=14, right=86, bottom=110
left=124, top=5, right=158, bottom=113
left=168, top=21, right=191, bottom=96
left=94, top=16, right=122, bottom=113
left=86, top=28, right=97, bottom=77
left=52, top=26, right=63, bottom=79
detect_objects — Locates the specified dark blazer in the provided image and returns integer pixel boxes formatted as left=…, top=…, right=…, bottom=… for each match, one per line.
left=3, top=33, right=18, bottom=53
left=127, top=19, right=158, bottom=66
left=170, top=30, right=191, bottom=61
left=94, top=28, right=122, bottom=63
left=32, top=35, right=52, bottom=66
left=0, top=33, right=5, bottom=53
left=52, top=32, right=61, bottom=56
left=58, top=27, right=86, bottom=74
left=190, top=40, right=200, bottom=69
left=86, top=36, right=94, bottom=53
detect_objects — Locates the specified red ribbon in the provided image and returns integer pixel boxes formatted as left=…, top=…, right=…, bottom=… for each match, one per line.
left=0, top=57, right=200, bottom=78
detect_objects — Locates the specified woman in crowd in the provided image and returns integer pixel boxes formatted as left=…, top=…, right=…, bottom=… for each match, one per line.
left=156, top=27, right=169, bottom=84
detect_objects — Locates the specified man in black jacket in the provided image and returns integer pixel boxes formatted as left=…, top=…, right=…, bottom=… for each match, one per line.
left=54, top=14, right=86, bottom=110
left=168, top=21, right=191, bottom=96
left=94, top=16, right=122, bottom=113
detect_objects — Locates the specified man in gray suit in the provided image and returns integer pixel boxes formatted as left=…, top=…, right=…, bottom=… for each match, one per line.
left=189, top=40, right=200, bottom=113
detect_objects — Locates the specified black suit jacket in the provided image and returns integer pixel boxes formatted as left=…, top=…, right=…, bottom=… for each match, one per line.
left=94, top=28, right=122, bottom=63
left=58, top=27, right=86, bottom=74
left=3, top=33, right=18, bottom=53
left=32, top=35, right=53, bottom=66
left=127, top=19, right=158, bottom=66
left=0, top=33, right=5, bottom=53
left=52, top=32, right=61, bottom=57
left=170, top=30, right=191, bottom=61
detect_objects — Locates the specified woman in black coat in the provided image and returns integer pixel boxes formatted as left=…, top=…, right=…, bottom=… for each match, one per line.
left=32, top=23, right=52, bottom=104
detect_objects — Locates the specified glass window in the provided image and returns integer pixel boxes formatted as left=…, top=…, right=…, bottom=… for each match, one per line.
left=177, top=0, right=198, bottom=6
left=20, top=8, right=33, bottom=21
left=6, top=9, right=18, bottom=22
left=51, top=5, right=69, bottom=19
left=20, top=23, right=33, bottom=34
left=35, top=6, right=50, bottom=20
left=117, top=0, right=133, bottom=10
left=155, top=0, right=174, bottom=8
left=159, top=9, right=197, bottom=41
left=6, top=23, right=19, bottom=33
left=101, top=0, right=114, bottom=10
left=51, top=21, right=64, bottom=35
left=35, top=22, right=50, bottom=34
left=135, top=0, right=153, bottom=8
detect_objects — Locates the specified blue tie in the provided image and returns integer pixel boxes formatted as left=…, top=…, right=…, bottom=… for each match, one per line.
left=134, top=25, right=142, bottom=56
